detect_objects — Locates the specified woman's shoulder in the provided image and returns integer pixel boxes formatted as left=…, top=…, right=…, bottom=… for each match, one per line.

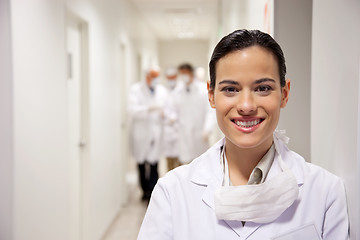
left=159, top=163, right=192, bottom=185
left=304, top=160, right=344, bottom=188
left=285, top=148, right=344, bottom=188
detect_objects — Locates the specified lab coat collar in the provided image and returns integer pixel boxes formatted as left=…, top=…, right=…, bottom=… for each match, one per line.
left=190, top=138, right=224, bottom=185
left=190, top=136, right=305, bottom=210
left=140, top=81, right=155, bottom=95
left=190, top=138, right=224, bottom=209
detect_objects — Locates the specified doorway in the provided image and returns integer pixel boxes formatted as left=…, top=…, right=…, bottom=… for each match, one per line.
left=66, top=12, right=89, bottom=240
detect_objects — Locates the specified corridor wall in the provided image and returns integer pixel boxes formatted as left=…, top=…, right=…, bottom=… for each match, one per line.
left=311, top=0, right=360, bottom=238
left=274, top=0, right=312, bottom=161
left=158, top=39, right=209, bottom=80
left=9, top=0, right=158, bottom=239
left=11, top=1, right=70, bottom=239
left=0, top=0, right=14, bottom=239
left=220, top=0, right=269, bottom=36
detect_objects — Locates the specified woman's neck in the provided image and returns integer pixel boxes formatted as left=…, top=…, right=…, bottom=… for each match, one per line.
left=224, top=137, right=273, bottom=185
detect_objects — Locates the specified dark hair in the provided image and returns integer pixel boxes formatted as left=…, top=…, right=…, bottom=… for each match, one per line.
left=209, top=29, right=286, bottom=90
left=178, top=63, right=194, bottom=73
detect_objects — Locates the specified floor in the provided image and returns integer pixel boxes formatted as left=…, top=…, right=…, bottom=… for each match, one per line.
left=102, top=185, right=148, bottom=240
left=102, top=158, right=168, bottom=240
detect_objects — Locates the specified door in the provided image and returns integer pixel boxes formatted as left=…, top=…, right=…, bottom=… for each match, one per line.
left=118, top=43, right=129, bottom=205
left=67, top=15, right=89, bottom=240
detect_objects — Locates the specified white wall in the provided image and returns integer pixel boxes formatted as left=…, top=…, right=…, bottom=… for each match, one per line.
left=220, top=0, right=269, bottom=36
left=311, top=0, right=360, bottom=238
left=246, top=0, right=271, bottom=33
left=11, top=1, right=70, bottom=239
left=9, top=0, right=158, bottom=239
left=220, top=0, right=247, bottom=36
left=0, top=0, right=14, bottom=239
left=158, top=39, right=209, bottom=80
left=274, top=0, right=312, bottom=161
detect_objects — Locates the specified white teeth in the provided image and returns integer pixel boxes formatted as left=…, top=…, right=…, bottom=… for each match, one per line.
left=235, top=119, right=261, bottom=128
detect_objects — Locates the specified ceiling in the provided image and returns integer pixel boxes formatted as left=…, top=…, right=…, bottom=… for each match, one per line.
left=130, top=0, right=219, bottom=41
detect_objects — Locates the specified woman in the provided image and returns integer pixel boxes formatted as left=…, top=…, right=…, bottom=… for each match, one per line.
left=138, top=30, right=349, bottom=239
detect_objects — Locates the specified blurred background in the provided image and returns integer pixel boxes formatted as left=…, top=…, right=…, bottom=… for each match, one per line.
left=1, top=0, right=359, bottom=239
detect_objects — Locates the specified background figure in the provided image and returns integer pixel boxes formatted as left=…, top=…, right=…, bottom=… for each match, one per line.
left=175, top=63, right=216, bottom=164
left=163, top=67, right=181, bottom=171
left=127, top=68, right=167, bottom=200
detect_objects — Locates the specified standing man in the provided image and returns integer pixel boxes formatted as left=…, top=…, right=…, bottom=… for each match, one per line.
left=175, top=63, right=216, bottom=164
left=128, top=67, right=167, bottom=200
left=163, top=67, right=181, bottom=171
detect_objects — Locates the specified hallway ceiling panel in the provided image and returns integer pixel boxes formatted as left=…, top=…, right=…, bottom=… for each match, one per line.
left=130, top=0, right=219, bottom=40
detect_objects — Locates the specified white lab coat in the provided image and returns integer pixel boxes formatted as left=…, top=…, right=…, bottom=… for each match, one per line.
left=173, top=80, right=216, bottom=163
left=138, top=137, right=349, bottom=240
left=128, top=82, right=168, bottom=164
left=162, top=84, right=180, bottom=158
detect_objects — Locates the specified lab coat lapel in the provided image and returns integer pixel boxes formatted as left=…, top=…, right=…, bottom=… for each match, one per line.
left=222, top=220, right=262, bottom=239
left=190, top=139, right=260, bottom=239
left=190, top=138, right=224, bottom=210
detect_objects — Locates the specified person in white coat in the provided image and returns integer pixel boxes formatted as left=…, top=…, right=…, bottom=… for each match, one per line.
left=138, top=30, right=349, bottom=239
left=128, top=68, right=167, bottom=200
left=163, top=67, right=181, bottom=171
left=175, top=63, right=216, bottom=164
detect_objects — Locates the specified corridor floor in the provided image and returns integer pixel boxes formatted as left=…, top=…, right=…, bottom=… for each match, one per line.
left=102, top=185, right=148, bottom=240
left=103, top=159, right=168, bottom=240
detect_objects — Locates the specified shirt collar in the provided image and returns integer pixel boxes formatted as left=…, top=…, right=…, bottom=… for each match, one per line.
left=220, top=143, right=275, bottom=186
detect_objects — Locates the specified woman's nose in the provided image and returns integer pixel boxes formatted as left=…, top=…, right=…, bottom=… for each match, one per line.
left=237, top=91, right=256, bottom=115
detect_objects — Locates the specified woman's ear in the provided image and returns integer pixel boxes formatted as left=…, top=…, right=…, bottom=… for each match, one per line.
left=280, top=79, right=290, bottom=108
left=207, top=81, right=216, bottom=108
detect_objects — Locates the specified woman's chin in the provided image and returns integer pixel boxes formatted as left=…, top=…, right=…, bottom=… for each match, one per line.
left=227, top=134, right=271, bottom=150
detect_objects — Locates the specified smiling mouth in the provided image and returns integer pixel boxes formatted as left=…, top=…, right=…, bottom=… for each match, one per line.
left=231, top=118, right=264, bottom=128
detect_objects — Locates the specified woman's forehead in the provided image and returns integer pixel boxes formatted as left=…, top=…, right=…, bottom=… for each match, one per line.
left=215, top=46, right=280, bottom=82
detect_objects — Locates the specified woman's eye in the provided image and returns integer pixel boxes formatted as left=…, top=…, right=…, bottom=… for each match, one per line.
left=255, top=85, right=272, bottom=93
left=221, top=87, right=238, bottom=93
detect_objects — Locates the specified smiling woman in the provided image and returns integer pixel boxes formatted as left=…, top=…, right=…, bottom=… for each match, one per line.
left=138, top=30, right=349, bottom=240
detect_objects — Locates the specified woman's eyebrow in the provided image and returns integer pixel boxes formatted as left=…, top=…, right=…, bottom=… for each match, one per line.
left=254, top=78, right=276, bottom=84
left=218, top=80, right=239, bottom=85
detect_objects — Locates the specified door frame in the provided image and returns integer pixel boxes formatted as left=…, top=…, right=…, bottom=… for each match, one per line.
left=118, top=41, right=130, bottom=206
left=66, top=11, right=90, bottom=240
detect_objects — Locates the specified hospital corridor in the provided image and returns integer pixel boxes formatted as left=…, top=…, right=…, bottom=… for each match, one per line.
left=1, top=0, right=360, bottom=239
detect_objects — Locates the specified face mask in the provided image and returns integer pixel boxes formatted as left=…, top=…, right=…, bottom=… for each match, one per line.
left=179, top=74, right=191, bottom=84
left=214, top=137, right=299, bottom=224
left=167, top=80, right=177, bottom=89
left=150, top=77, right=158, bottom=88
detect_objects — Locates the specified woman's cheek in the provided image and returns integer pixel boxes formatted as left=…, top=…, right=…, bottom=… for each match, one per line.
left=215, top=94, right=230, bottom=111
